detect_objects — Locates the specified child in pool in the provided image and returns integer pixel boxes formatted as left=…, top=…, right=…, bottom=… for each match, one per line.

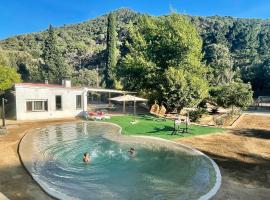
left=83, top=152, right=90, bottom=163
left=128, top=147, right=136, bottom=157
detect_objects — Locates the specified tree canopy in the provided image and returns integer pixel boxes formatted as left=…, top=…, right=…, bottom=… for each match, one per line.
left=118, top=14, right=208, bottom=110
left=0, top=65, right=21, bottom=91
left=103, top=12, right=118, bottom=88
left=41, top=25, right=70, bottom=83
left=210, top=82, right=253, bottom=109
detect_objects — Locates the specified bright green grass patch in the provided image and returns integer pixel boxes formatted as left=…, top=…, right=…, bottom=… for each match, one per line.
left=108, top=115, right=223, bottom=140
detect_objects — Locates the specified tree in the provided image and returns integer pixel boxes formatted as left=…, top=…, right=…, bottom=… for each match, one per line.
left=162, top=68, right=208, bottom=111
left=104, top=12, right=118, bottom=88
left=118, top=14, right=208, bottom=111
left=41, top=25, right=70, bottom=83
left=0, top=49, right=10, bottom=67
left=71, top=69, right=98, bottom=87
left=0, top=65, right=21, bottom=91
left=205, top=44, right=238, bottom=85
left=210, top=82, right=253, bottom=109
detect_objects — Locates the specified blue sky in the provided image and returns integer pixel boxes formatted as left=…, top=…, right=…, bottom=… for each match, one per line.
left=1, top=0, right=270, bottom=39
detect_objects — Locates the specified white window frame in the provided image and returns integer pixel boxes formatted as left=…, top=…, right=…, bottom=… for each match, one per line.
left=26, top=100, right=48, bottom=112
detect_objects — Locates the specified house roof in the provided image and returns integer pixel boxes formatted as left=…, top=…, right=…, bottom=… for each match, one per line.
left=15, top=83, right=135, bottom=94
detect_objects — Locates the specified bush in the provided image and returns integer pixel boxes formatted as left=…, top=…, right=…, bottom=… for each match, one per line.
left=189, top=108, right=208, bottom=122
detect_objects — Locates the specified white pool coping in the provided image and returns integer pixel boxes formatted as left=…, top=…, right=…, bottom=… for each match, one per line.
left=0, top=192, right=9, bottom=200
left=19, top=121, right=222, bottom=200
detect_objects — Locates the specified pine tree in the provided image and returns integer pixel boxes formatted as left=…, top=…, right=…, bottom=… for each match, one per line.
left=104, top=13, right=117, bottom=88
left=41, top=25, right=69, bottom=83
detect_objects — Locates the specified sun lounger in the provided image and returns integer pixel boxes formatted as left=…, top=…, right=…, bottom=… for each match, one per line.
left=85, top=111, right=111, bottom=120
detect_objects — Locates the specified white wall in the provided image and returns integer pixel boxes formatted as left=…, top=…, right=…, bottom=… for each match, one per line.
left=15, top=85, right=86, bottom=120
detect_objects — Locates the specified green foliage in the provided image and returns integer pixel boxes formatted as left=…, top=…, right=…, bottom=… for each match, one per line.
left=104, top=12, right=118, bottom=88
left=205, top=44, right=237, bottom=85
left=210, top=82, right=253, bottom=109
left=118, top=14, right=208, bottom=111
left=41, top=25, right=70, bottom=83
left=71, top=69, right=98, bottom=87
left=189, top=108, right=208, bottom=122
left=162, top=68, right=209, bottom=111
left=0, top=65, right=21, bottom=91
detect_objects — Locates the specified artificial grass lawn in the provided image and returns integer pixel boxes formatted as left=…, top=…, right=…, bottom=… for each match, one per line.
left=108, top=115, right=223, bottom=140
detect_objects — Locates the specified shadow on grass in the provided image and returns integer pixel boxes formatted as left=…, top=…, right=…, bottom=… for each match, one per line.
left=145, top=126, right=174, bottom=134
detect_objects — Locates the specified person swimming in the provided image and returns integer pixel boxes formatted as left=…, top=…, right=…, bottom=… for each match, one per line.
left=128, top=147, right=136, bottom=157
left=83, top=152, right=90, bottom=163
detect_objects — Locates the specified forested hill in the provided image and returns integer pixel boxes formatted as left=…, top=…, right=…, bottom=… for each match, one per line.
left=1, top=8, right=270, bottom=94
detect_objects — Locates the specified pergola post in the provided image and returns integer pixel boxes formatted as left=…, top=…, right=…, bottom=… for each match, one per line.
left=83, top=89, right=88, bottom=113
left=123, top=100, right=126, bottom=113
left=133, top=100, right=136, bottom=122
left=123, top=92, right=126, bottom=113
left=109, top=92, right=111, bottom=107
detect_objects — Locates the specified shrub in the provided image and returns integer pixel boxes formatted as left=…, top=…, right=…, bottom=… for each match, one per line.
left=189, top=108, right=208, bottom=122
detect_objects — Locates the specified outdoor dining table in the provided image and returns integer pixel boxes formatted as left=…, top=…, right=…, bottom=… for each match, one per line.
left=171, top=116, right=189, bottom=135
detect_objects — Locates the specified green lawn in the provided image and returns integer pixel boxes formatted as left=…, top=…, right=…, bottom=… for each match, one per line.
left=108, top=115, right=223, bottom=140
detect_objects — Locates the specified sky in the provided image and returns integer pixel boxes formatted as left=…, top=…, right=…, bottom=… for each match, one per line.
left=1, top=0, right=270, bottom=39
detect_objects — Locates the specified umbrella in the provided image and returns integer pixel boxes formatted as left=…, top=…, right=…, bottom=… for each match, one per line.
left=109, top=95, right=148, bottom=122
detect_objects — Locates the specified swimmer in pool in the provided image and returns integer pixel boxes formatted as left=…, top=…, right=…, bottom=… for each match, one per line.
left=128, top=147, right=136, bottom=157
left=83, top=152, right=90, bottom=163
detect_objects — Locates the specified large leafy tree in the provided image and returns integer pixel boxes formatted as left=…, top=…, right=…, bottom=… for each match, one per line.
left=118, top=14, right=208, bottom=111
left=210, top=82, right=253, bottom=109
left=0, top=65, right=21, bottom=91
left=104, top=12, right=117, bottom=88
left=41, top=25, right=70, bottom=83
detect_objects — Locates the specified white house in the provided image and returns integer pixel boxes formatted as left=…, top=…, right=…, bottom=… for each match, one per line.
left=14, top=79, right=130, bottom=120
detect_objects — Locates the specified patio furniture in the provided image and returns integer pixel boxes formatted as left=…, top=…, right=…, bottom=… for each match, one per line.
left=150, top=103, right=168, bottom=121
left=85, top=111, right=111, bottom=120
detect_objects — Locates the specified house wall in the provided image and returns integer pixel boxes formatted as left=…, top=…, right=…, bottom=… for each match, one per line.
left=15, top=85, right=86, bottom=120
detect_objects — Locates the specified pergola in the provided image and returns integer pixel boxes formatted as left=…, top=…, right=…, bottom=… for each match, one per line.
left=109, top=94, right=148, bottom=122
left=82, top=87, right=136, bottom=112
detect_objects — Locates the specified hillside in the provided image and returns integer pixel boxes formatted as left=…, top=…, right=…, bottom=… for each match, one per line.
left=1, top=8, right=270, bottom=93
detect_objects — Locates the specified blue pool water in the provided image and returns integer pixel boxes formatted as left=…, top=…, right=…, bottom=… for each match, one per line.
left=20, top=122, right=221, bottom=200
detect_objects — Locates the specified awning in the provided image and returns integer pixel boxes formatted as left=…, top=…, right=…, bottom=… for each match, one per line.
left=109, top=94, right=148, bottom=102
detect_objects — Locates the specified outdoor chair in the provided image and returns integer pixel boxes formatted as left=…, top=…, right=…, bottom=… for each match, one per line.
left=150, top=101, right=160, bottom=115
left=150, top=104, right=168, bottom=121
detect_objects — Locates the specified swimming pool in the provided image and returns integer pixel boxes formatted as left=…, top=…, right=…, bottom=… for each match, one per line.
left=19, top=122, right=221, bottom=200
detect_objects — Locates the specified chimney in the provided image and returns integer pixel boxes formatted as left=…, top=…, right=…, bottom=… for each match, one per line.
left=62, top=78, right=71, bottom=88
left=45, top=79, right=49, bottom=84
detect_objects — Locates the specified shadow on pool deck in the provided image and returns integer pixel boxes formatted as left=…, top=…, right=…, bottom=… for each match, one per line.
left=201, top=150, right=270, bottom=200
left=0, top=163, right=55, bottom=200
left=230, top=128, right=270, bottom=139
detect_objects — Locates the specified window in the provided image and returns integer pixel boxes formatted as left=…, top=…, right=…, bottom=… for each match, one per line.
left=26, top=101, right=32, bottom=111
left=26, top=100, right=48, bottom=112
left=55, top=95, right=62, bottom=110
left=34, top=101, right=43, bottom=110
left=76, top=95, right=82, bottom=109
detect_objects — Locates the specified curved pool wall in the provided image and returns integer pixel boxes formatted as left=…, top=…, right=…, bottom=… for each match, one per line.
left=19, top=121, right=221, bottom=200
